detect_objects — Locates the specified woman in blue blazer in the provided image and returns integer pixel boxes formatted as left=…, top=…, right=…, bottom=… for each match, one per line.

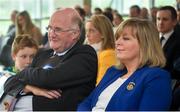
left=77, top=18, right=172, bottom=111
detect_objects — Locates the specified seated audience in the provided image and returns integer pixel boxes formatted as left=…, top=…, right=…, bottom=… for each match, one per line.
left=3, top=8, right=97, bottom=111
left=78, top=18, right=172, bottom=111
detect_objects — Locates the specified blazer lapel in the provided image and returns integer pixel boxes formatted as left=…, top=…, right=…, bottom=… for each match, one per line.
left=91, top=68, right=126, bottom=106
left=163, top=32, right=176, bottom=51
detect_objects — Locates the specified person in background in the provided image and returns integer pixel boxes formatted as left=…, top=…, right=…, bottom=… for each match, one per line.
left=93, top=7, right=103, bottom=15
left=156, top=6, right=180, bottom=88
left=171, top=57, right=180, bottom=110
left=3, top=8, right=97, bottom=111
left=0, top=10, right=18, bottom=67
left=150, top=7, right=158, bottom=25
left=113, top=12, right=124, bottom=32
left=4, top=34, right=38, bottom=73
left=177, top=10, right=180, bottom=24
left=83, top=4, right=92, bottom=19
left=75, top=6, right=86, bottom=44
left=129, top=5, right=141, bottom=18
left=85, top=15, right=117, bottom=84
left=1, top=35, right=62, bottom=111
left=103, top=11, right=113, bottom=24
left=7, top=10, right=18, bottom=35
left=16, top=11, right=43, bottom=45
left=75, top=6, right=86, bottom=22
left=0, top=34, right=40, bottom=111
left=140, top=7, right=149, bottom=19
left=177, top=0, right=180, bottom=24
left=78, top=18, right=172, bottom=111
left=156, top=5, right=180, bottom=110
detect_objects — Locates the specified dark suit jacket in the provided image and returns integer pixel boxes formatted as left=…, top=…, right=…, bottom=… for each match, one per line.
left=0, top=44, right=14, bottom=67
left=4, top=41, right=98, bottom=111
left=163, top=29, right=180, bottom=80
left=0, top=26, right=15, bottom=67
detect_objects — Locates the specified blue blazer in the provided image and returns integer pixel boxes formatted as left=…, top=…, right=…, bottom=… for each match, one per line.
left=77, top=66, right=172, bottom=111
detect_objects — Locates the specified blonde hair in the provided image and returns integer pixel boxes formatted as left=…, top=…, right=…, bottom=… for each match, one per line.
left=15, top=11, right=42, bottom=44
left=115, top=18, right=166, bottom=69
left=87, top=15, right=115, bottom=50
left=16, top=11, right=34, bottom=35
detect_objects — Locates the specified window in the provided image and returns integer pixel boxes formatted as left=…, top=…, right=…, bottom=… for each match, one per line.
left=92, top=0, right=177, bottom=18
left=0, top=0, right=83, bottom=36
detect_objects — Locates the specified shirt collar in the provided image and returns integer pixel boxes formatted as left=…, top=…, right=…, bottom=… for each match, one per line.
left=159, top=29, right=174, bottom=41
left=53, top=42, right=76, bottom=56
left=53, top=49, right=69, bottom=56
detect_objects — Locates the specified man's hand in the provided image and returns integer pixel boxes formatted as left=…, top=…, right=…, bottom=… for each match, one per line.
left=24, top=85, right=62, bottom=99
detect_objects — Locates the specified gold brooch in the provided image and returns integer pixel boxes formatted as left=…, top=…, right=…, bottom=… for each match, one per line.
left=4, top=101, right=10, bottom=110
left=127, top=82, right=135, bottom=90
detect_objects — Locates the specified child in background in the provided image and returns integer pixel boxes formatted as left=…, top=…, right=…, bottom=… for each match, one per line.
left=0, top=34, right=38, bottom=111
left=4, top=34, right=38, bottom=74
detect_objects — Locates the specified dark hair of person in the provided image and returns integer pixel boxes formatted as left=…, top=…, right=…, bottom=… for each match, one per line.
left=159, top=6, right=177, bottom=20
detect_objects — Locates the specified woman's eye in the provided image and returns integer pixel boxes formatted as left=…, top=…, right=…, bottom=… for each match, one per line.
left=123, top=37, right=130, bottom=40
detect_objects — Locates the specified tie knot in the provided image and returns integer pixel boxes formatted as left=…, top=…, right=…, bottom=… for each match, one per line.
left=160, top=36, right=165, bottom=44
left=54, top=53, right=58, bottom=56
left=50, top=53, right=59, bottom=58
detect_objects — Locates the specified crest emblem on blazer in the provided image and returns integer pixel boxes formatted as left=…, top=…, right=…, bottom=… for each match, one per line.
left=127, top=82, right=135, bottom=90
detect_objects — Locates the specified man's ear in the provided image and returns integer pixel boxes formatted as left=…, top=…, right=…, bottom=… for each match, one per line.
left=72, top=31, right=80, bottom=39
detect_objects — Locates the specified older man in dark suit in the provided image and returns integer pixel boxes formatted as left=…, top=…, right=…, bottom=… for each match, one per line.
left=3, top=8, right=97, bottom=111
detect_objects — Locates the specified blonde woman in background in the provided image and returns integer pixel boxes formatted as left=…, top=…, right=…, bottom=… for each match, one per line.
left=85, top=15, right=117, bottom=84
left=16, top=11, right=43, bottom=45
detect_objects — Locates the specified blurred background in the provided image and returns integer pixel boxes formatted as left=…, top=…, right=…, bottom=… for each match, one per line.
left=0, top=0, right=178, bottom=35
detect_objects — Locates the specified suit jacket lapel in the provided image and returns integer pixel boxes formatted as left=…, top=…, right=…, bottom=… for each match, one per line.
left=163, top=32, right=175, bottom=51
left=61, top=42, right=80, bottom=61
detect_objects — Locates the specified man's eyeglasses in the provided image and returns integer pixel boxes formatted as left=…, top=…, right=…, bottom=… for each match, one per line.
left=46, top=26, right=78, bottom=35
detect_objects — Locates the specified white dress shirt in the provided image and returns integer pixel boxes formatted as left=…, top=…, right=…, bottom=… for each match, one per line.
left=160, top=30, right=174, bottom=47
left=92, top=78, right=127, bottom=111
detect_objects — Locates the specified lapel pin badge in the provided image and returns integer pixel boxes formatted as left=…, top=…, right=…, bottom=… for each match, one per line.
left=127, top=82, right=135, bottom=91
